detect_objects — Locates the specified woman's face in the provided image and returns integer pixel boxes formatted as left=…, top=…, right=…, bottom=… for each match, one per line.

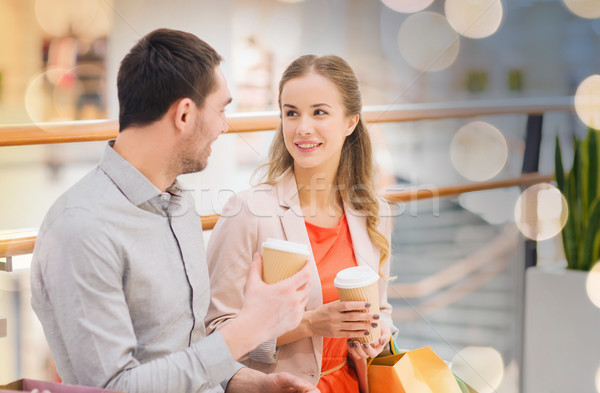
left=280, top=72, right=358, bottom=175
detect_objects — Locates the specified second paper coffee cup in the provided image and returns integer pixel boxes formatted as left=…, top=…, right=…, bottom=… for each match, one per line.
left=262, top=238, right=310, bottom=284
left=334, top=266, right=381, bottom=344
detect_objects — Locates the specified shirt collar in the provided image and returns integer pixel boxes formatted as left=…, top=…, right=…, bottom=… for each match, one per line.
left=100, top=140, right=171, bottom=209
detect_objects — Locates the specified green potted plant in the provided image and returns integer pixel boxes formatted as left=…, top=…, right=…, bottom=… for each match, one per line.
left=555, top=127, right=600, bottom=271
left=523, top=127, right=600, bottom=393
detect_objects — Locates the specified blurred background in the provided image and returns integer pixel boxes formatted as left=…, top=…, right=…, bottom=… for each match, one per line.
left=1, top=0, right=599, bottom=392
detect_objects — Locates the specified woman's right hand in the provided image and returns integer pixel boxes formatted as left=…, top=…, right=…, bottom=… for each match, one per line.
left=304, top=300, right=379, bottom=339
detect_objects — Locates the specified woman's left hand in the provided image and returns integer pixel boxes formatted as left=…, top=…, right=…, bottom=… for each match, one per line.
left=347, top=319, right=391, bottom=359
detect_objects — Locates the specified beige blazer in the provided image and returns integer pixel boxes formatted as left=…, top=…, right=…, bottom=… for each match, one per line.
left=205, top=169, right=395, bottom=386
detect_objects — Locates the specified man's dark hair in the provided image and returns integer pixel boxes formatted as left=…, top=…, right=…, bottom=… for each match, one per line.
left=117, top=28, right=223, bottom=131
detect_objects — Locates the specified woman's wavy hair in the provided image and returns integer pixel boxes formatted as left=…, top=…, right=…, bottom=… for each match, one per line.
left=257, top=54, right=390, bottom=273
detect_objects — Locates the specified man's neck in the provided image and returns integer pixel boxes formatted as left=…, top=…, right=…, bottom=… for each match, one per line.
left=113, top=123, right=177, bottom=192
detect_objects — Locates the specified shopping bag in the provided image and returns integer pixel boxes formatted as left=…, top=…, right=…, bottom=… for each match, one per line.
left=367, top=338, right=470, bottom=393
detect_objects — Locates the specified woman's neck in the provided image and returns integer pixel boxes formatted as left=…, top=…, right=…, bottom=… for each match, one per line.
left=294, top=164, right=343, bottom=225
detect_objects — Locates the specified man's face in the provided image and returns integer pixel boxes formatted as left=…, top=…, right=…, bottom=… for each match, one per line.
left=179, top=66, right=232, bottom=174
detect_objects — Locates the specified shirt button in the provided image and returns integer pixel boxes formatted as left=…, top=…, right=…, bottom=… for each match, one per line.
left=160, top=194, right=169, bottom=201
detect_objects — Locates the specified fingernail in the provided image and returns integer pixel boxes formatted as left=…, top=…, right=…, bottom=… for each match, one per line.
left=365, top=303, right=371, bottom=308
left=371, top=323, right=378, bottom=328
left=350, top=342, right=356, bottom=347
left=362, top=343, right=369, bottom=348
left=373, top=314, right=380, bottom=320
left=364, top=331, right=370, bottom=336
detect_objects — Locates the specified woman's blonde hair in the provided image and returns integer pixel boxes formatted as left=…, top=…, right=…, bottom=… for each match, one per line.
left=258, top=54, right=390, bottom=272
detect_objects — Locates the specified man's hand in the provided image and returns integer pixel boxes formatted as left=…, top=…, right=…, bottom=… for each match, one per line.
left=258, top=372, right=320, bottom=393
left=220, top=252, right=312, bottom=360
left=226, top=367, right=319, bottom=393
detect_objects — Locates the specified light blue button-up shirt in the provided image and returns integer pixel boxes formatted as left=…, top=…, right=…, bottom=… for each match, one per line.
left=31, top=141, right=242, bottom=393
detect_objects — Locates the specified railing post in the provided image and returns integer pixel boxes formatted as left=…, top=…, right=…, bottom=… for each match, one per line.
left=0, top=256, right=13, bottom=272
left=519, top=113, right=544, bottom=393
left=522, top=114, right=543, bottom=268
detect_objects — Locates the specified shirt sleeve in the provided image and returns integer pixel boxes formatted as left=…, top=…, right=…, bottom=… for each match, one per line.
left=31, top=209, right=242, bottom=393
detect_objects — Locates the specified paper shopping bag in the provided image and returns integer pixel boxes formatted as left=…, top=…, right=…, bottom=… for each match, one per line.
left=368, top=346, right=466, bottom=393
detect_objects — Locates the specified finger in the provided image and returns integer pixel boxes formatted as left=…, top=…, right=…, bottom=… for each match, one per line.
left=338, top=301, right=371, bottom=312
left=347, top=341, right=361, bottom=359
left=248, top=252, right=264, bottom=283
left=339, top=321, right=376, bottom=331
left=348, top=341, right=369, bottom=359
left=363, top=342, right=383, bottom=358
left=342, top=329, right=372, bottom=339
left=277, top=372, right=316, bottom=391
left=340, top=311, right=379, bottom=322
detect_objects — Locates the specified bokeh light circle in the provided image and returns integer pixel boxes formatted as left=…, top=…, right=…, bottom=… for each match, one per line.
left=563, top=0, right=600, bottom=19
left=451, top=346, right=504, bottom=393
left=25, top=72, right=54, bottom=125
left=381, top=0, right=435, bottom=13
left=445, top=0, right=503, bottom=39
left=586, top=263, right=600, bottom=309
left=450, top=121, right=508, bottom=181
left=514, top=183, right=568, bottom=241
left=397, top=12, right=460, bottom=72
left=575, top=75, right=600, bottom=129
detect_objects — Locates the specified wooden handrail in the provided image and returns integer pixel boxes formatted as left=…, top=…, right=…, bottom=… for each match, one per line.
left=382, top=172, right=553, bottom=203
left=0, top=172, right=553, bottom=259
left=0, top=96, right=573, bottom=147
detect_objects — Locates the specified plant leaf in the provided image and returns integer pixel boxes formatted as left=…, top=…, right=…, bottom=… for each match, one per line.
left=581, top=199, right=600, bottom=271
left=555, top=135, right=565, bottom=192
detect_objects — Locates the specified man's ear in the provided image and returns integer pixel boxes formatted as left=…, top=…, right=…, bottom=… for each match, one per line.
left=174, top=98, right=195, bottom=133
left=345, top=114, right=360, bottom=136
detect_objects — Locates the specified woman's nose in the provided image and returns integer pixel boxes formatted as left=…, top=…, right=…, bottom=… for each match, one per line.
left=296, top=116, right=313, bottom=136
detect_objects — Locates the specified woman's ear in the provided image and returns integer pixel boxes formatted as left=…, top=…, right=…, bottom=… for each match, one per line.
left=345, top=114, right=360, bottom=136
left=174, top=98, right=194, bottom=133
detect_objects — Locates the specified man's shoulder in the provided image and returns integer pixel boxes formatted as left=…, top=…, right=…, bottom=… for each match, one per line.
left=40, top=166, right=117, bottom=232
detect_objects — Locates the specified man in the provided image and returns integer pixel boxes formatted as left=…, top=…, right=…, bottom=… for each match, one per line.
left=30, top=28, right=317, bottom=393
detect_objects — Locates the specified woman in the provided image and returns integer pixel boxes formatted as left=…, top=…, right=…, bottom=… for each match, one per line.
left=205, top=55, right=397, bottom=393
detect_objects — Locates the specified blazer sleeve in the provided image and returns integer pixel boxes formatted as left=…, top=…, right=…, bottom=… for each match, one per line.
left=205, top=193, right=257, bottom=334
left=377, top=199, right=399, bottom=340
left=204, top=192, right=280, bottom=364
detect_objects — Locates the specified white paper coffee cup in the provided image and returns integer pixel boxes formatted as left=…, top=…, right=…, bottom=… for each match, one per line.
left=334, top=266, right=381, bottom=343
left=262, top=238, right=310, bottom=284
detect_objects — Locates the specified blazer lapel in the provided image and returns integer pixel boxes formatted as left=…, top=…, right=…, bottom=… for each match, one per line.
left=345, top=202, right=379, bottom=273
left=275, top=169, right=323, bottom=372
left=276, top=169, right=323, bottom=309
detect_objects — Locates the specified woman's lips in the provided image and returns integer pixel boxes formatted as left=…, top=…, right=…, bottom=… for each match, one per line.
left=295, top=142, right=322, bottom=153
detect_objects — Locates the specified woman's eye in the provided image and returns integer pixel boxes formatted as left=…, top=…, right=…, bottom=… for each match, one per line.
left=285, top=110, right=297, bottom=117
left=314, top=109, right=327, bottom=116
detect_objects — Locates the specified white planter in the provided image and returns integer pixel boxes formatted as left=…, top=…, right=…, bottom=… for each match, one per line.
left=523, top=266, right=600, bottom=393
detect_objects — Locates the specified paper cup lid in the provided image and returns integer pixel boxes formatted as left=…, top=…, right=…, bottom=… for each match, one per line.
left=262, top=238, right=310, bottom=256
left=334, top=266, right=379, bottom=289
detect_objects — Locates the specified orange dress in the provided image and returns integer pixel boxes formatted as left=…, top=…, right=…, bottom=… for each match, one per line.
left=305, top=215, right=360, bottom=393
